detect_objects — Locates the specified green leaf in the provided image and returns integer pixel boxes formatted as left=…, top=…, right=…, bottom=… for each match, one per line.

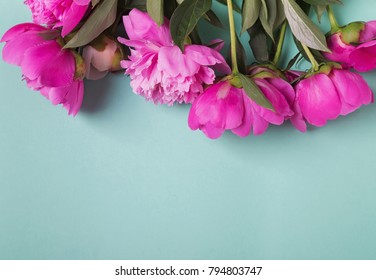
left=125, top=0, right=146, bottom=10
left=205, top=9, right=224, bottom=28
left=281, top=0, right=329, bottom=52
left=147, top=0, right=164, bottom=26
left=302, top=0, right=341, bottom=5
left=259, top=0, right=277, bottom=41
left=235, top=34, right=247, bottom=74
left=273, top=0, right=286, bottom=29
left=247, top=20, right=269, bottom=62
left=241, top=0, right=261, bottom=33
left=91, top=0, right=101, bottom=7
left=237, top=73, right=274, bottom=111
left=65, top=0, right=118, bottom=48
left=313, top=4, right=327, bottom=22
left=170, top=0, right=212, bottom=51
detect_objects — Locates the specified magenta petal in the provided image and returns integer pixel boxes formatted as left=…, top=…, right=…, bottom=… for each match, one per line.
left=290, top=102, right=307, bottom=133
left=253, top=78, right=292, bottom=125
left=73, top=0, right=91, bottom=5
left=223, top=87, right=244, bottom=129
left=267, top=77, right=295, bottom=106
left=185, top=45, right=231, bottom=74
left=201, top=122, right=226, bottom=139
left=324, top=33, right=355, bottom=68
left=231, top=92, right=253, bottom=137
left=1, top=23, right=46, bottom=42
left=296, top=74, right=341, bottom=127
left=252, top=109, right=269, bottom=135
left=61, top=2, right=89, bottom=37
left=360, top=20, right=376, bottom=42
left=330, top=69, right=374, bottom=115
left=193, top=82, right=228, bottom=128
left=21, top=41, right=75, bottom=87
left=123, top=9, right=172, bottom=45
left=2, top=30, right=47, bottom=66
left=157, top=46, right=199, bottom=77
left=349, top=41, right=376, bottom=72
left=40, top=80, right=84, bottom=116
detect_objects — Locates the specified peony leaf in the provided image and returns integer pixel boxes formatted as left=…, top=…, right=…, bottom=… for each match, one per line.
left=281, top=0, right=329, bottom=51
left=170, top=0, right=212, bottom=51
left=91, top=0, right=101, bottom=7
left=302, top=0, right=341, bottom=5
left=241, top=0, right=261, bottom=33
left=65, top=0, right=118, bottom=48
left=247, top=20, right=269, bottom=62
left=237, top=73, right=274, bottom=111
left=147, top=0, right=164, bottom=26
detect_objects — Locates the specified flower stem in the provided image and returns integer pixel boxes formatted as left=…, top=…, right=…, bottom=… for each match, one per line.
left=302, top=43, right=319, bottom=71
left=227, top=0, right=239, bottom=74
left=327, top=5, right=340, bottom=30
left=272, top=20, right=287, bottom=65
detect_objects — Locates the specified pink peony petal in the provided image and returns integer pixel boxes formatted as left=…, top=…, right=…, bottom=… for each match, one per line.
left=40, top=80, right=84, bottom=116
left=2, top=30, right=47, bottom=66
left=1, top=23, right=46, bottom=42
left=296, top=74, right=341, bottom=127
left=21, top=41, right=75, bottom=87
left=349, top=40, right=376, bottom=72
left=360, top=20, right=376, bottom=42
left=73, top=0, right=91, bottom=5
left=324, top=33, right=355, bottom=68
left=290, top=102, right=307, bottom=133
left=185, top=45, right=231, bottom=74
left=253, top=78, right=293, bottom=125
left=231, top=92, right=253, bottom=137
left=61, top=2, right=90, bottom=37
left=267, top=77, right=296, bottom=107
left=123, top=9, right=172, bottom=46
left=157, top=46, right=199, bottom=77
left=330, top=69, right=374, bottom=115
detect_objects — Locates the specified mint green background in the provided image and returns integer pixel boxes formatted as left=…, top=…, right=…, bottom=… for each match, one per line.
left=1, top=1, right=376, bottom=260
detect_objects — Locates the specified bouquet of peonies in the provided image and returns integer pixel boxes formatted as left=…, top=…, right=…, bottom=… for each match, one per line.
left=1, top=0, right=374, bottom=139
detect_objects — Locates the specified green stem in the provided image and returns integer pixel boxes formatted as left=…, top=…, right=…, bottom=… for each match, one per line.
left=302, top=44, right=319, bottom=71
left=272, top=20, right=287, bottom=65
left=227, top=0, right=238, bottom=74
left=327, top=5, right=339, bottom=30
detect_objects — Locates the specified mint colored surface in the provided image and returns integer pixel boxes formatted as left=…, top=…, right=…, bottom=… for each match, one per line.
left=1, top=1, right=376, bottom=260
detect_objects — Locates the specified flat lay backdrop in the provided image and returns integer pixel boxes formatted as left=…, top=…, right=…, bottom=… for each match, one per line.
left=1, top=1, right=376, bottom=260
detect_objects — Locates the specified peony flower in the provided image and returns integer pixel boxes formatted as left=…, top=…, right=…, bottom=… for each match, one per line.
left=324, top=21, right=376, bottom=72
left=188, top=75, right=294, bottom=139
left=292, top=64, right=374, bottom=131
left=24, top=0, right=91, bottom=37
left=1, top=23, right=85, bottom=116
left=118, top=9, right=230, bottom=106
left=83, top=35, right=124, bottom=80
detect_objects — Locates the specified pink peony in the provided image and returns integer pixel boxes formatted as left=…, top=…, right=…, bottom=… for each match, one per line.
left=292, top=65, right=374, bottom=131
left=118, top=9, right=230, bottom=106
left=1, top=23, right=85, bottom=116
left=324, top=21, right=376, bottom=72
left=188, top=77, right=294, bottom=139
left=83, top=35, right=123, bottom=80
left=24, top=0, right=91, bottom=37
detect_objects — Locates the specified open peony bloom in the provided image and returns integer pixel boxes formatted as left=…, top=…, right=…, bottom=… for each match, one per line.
left=292, top=64, right=374, bottom=131
left=188, top=74, right=294, bottom=139
left=24, top=0, right=91, bottom=37
left=324, top=21, right=376, bottom=72
left=83, top=35, right=124, bottom=80
left=118, top=9, right=230, bottom=106
left=1, top=23, right=85, bottom=116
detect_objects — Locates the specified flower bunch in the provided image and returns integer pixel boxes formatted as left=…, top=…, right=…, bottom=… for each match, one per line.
left=1, top=0, right=374, bottom=138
